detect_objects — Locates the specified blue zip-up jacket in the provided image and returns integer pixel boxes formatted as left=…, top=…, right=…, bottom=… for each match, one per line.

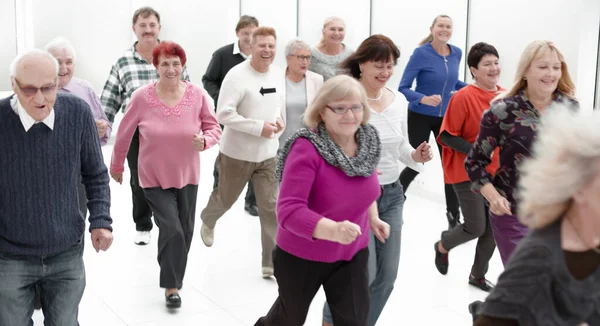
left=398, top=43, right=468, bottom=117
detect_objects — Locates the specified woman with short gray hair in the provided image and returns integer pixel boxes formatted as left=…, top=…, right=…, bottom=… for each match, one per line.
left=308, top=17, right=353, bottom=80
left=279, top=39, right=324, bottom=148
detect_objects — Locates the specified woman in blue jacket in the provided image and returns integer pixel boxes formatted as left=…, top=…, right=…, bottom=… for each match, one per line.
left=398, top=14, right=467, bottom=228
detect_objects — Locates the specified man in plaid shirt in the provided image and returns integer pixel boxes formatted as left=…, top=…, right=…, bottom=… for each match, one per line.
left=101, top=6, right=190, bottom=245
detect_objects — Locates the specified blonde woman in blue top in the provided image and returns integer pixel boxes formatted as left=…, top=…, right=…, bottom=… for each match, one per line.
left=398, top=14, right=467, bottom=228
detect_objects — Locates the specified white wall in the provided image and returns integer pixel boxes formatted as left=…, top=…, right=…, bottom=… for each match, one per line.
left=30, top=0, right=134, bottom=94
left=0, top=0, right=17, bottom=90
left=468, top=0, right=600, bottom=111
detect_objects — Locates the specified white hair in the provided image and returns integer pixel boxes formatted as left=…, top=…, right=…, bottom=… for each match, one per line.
left=285, top=39, right=311, bottom=57
left=44, top=37, right=77, bottom=60
left=9, top=49, right=59, bottom=78
left=518, top=102, right=599, bottom=229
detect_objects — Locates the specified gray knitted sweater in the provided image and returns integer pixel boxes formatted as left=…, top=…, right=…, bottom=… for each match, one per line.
left=308, top=45, right=353, bottom=81
left=481, top=219, right=600, bottom=325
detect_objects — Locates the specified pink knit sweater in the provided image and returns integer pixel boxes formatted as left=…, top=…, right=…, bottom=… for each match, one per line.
left=111, top=82, right=221, bottom=189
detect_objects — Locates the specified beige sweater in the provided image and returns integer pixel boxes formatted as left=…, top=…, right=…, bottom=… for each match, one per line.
left=216, top=60, right=285, bottom=162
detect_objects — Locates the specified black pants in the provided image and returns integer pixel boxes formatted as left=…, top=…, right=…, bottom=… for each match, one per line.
left=211, top=132, right=256, bottom=207
left=256, top=247, right=369, bottom=326
left=143, top=184, right=198, bottom=289
left=441, top=182, right=496, bottom=278
left=399, top=110, right=460, bottom=216
left=127, top=128, right=154, bottom=231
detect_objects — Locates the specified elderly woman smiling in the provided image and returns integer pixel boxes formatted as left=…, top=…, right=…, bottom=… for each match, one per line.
left=110, top=41, right=221, bottom=309
left=256, top=75, right=388, bottom=325
left=279, top=39, right=324, bottom=147
left=471, top=108, right=600, bottom=326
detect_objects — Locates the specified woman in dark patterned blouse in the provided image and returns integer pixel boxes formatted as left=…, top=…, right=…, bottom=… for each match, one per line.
left=465, top=40, right=578, bottom=266
left=471, top=108, right=600, bottom=326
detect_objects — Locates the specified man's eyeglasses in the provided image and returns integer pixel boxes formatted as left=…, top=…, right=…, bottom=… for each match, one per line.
left=290, top=55, right=312, bottom=62
left=13, top=78, right=57, bottom=97
left=326, top=105, right=363, bottom=115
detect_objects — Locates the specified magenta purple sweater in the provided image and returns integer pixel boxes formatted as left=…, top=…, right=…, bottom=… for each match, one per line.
left=277, top=138, right=381, bottom=263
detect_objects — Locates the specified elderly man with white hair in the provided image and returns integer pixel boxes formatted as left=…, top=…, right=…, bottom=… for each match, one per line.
left=279, top=39, right=323, bottom=148
left=45, top=37, right=111, bottom=145
left=0, top=50, right=113, bottom=325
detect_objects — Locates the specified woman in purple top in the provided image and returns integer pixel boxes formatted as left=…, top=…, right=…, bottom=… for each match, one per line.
left=255, top=75, right=389, bottom=326
left=465, top=40, right=578, bottom=266
left=45, top=37, right=111, bottom=145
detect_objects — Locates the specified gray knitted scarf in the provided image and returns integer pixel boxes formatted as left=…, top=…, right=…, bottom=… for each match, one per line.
left=277, top=122, right=381, bottom=181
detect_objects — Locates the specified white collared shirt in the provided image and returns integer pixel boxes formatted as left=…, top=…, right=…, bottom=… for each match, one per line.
left=10, top=96, right=55, bottom=131
left=233, top=41, right=248, bottom=59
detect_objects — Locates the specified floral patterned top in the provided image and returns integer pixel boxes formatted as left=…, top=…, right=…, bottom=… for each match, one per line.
left=465, top=90, right=578, bottom=211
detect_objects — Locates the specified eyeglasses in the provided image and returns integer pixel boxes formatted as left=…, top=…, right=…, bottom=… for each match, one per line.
left=326, top=105, right=363, bottom=115
left=290, top=55, right=311, bottom=62
left=13, top=78, right=57, bottom=97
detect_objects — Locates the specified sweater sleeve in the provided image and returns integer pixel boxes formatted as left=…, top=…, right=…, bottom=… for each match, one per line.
left=216, top=75, right=264, bottom=137
left=197, top=87, right=222, bottom=150
left=277, top=138, right=326, bottom=240
left=110, top=89, right=142, bottom=174
left=465, top=102, right=504, bottom=192
left=202, top=50, right=223, bottom=107
left=397, top=134, right=423, bottom=173
left=86, top=85, right=112, bottom=145
left=398, top=49, right=426, bottom=106
left=78, top=101, right=112, bottom=232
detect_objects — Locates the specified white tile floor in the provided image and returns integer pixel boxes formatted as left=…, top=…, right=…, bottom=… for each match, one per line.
left=32, top=139, right=504, bottom=326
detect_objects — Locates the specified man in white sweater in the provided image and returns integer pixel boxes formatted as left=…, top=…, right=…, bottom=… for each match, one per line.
left=200, top=27, right=285, bottom=278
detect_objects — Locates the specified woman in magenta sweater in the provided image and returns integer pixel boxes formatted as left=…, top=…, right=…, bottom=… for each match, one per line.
left=255, top=75, right=389, bottom=326
left=109, top=42, right=221, bottom=309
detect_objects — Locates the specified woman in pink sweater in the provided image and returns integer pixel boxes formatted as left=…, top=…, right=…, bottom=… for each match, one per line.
left=256, top=75, right=389, bottom=326
left=109, top=42, right=221, bottom=309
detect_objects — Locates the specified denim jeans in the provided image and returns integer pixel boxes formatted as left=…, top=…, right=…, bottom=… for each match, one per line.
left=0, top=240, right=86, bottom=326
left=323, top=180, right=404, bottom=325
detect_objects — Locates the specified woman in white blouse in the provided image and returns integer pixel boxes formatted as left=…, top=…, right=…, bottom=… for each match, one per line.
left=322, top=34, right=433, bottom=326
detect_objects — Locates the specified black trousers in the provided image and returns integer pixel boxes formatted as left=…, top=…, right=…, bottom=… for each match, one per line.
left=143, top=184, right=198, bottom=289
left=399, top=110, right=460, bottom=216
left=256, top=247, right=369, bottom=326
left=127, top=128, right=154, bottom=231
left=441, top=182, right=496, bottom=278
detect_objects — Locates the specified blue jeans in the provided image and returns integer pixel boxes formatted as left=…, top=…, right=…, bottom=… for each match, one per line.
left=0, top=240, right=86, bottom=326
left=323, top=181, right=404, bottom=325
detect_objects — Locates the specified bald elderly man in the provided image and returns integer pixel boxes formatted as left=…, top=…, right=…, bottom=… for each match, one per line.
left=0, top=49, right=113, bottom=325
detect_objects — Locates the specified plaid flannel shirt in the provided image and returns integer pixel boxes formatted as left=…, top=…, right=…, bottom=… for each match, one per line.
left=101, top=42, right=190, bottom=122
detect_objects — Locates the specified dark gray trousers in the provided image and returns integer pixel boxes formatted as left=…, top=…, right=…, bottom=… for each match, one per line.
left=441, top=182, right=496, bottom=278
left=143, top=184, right=198, bottom=289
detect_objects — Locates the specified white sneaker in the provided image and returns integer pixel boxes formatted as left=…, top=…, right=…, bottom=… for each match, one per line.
left=134, top=231, right=151, bottom=245
left=200, top=224, right=214, bottom=247
left=262, top=267, right=274, bottom=278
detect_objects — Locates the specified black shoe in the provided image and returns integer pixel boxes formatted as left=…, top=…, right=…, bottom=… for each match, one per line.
left=245, top=203, right=259, bottom=216
left=434, top=241, right=449, bottom=275
left=165, top=293, right=181, bottom=309
left=34, top=284, right=42, bottom=310
left=468, top=300, right=484, bottom=321
left=446, top=211, right=461, bottom=229
left=469, top=275, right=495, bottom=292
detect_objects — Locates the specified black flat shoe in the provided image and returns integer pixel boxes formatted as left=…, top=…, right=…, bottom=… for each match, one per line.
left=469, top=276, right=495, bottom=292
left=165, top=293, right=181, bottom=309
left=245, top=203, right=259, bottom=216
left=434, top=241, right=449, bottom=275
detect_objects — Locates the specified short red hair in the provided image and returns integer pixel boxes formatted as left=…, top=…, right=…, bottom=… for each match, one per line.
left=152, top=41, right=187, bottom=67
